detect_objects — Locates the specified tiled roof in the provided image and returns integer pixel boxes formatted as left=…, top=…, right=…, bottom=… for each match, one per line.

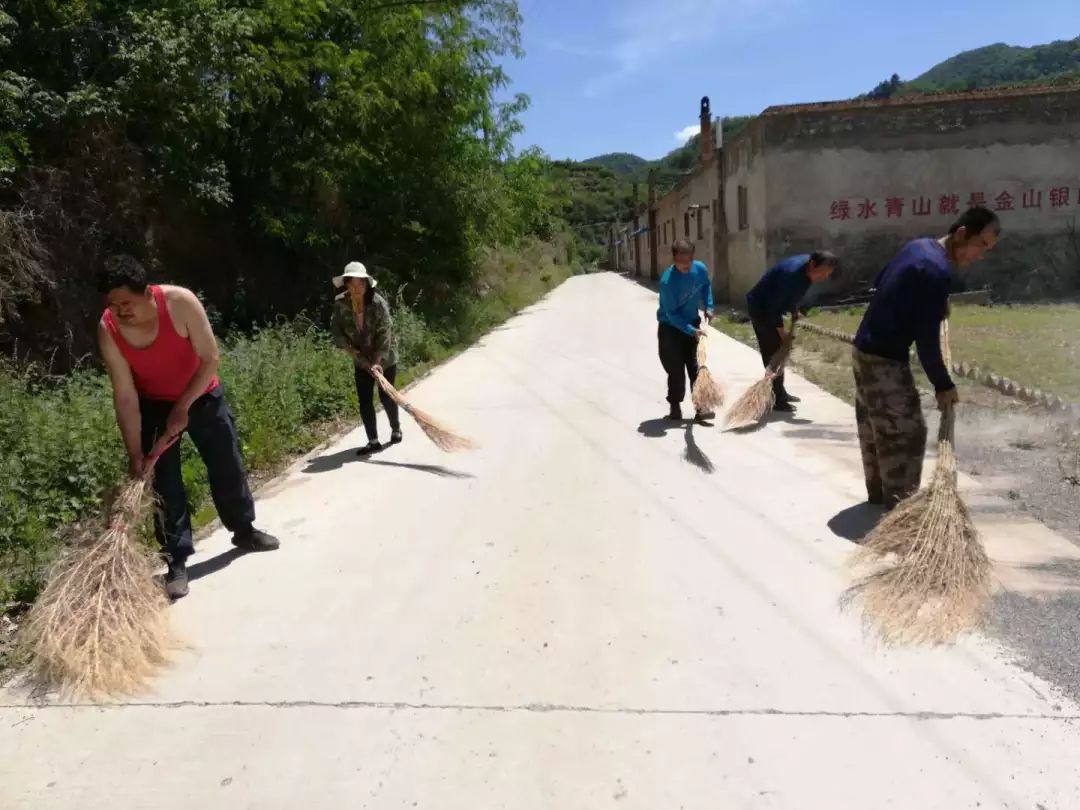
left=761, top=83, right=1080, bottom=116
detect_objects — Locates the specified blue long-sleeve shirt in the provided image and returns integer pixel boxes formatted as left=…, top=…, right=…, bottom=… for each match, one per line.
left=854, top=238, right=955, bottom=392
left=657, top=261, right=714, bottom=336
left=746, top=254, right=812, bottom=326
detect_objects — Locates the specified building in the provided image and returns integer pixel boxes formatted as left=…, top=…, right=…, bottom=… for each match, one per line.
left=613, top=86, right=1080, bottom=306
left=611, top=97, right=723, bottom=285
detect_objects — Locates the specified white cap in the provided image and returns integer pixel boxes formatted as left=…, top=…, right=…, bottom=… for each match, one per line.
left=332, top=261, right=377, bottom=290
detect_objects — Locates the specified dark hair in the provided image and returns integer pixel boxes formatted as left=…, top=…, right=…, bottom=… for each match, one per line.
left=948, top=206, right=1001, bottom=237
left=97, top=254, right=148, bottom=295
left=809, top=250, right=841, bottom=278
left=671, top=238, right=695, bottom=256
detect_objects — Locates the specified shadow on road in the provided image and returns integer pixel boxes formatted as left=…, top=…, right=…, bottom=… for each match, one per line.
left=362, top=459, right=474, bottom=479
left=304, top=447, right=378, bottom=473
left=766, top=409, right=813, bottom=426
left=188, top=547, right=247, bottom=583
left=828, top=502, right=884, bottom=544
left=683, top=424, right=715, bottom=474
left=303, top=447, right=472, bottom=479
left=784, top=426, right=857, bottom=443
left=637, top=417, right=680, bottom=438
left=720, top=408, right=813, bottom=434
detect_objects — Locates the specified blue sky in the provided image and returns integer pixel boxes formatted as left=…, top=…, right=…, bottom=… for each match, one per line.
left=500, top=0, right=1079, bottom=161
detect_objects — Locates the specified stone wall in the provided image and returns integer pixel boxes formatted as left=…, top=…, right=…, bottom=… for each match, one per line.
left=651, top=164, right=720, bottom=277
left=756, top=87, right=1080, bottom=301
left=723, top=119, right=769, bottom=304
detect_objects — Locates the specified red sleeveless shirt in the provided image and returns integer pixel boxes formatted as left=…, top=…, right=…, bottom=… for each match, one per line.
left=102, top=285, right=219, bottom=402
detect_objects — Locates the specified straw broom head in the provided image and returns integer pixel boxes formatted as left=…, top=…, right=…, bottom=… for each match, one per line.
left=19, top=477, right=173, bottom=700
left=723, top=377, right=775, bottom=430
left=370, top=367, right=477, bottom=452
left=844, top=406, right=991, bottom=644
left=692, top=337, right=725, bottom=413
left=723, top=332, right=794, bottom=431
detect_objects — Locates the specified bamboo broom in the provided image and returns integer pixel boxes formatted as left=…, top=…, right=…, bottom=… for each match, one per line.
left=358, top=359, right=477, bottom=453
left=691, top=334, right=725, bottom=416
left=20, top=442, right=177, bottom=700
left=844, top=320, right=991, bottom=644
left=723, top=321, right=796, bottom=431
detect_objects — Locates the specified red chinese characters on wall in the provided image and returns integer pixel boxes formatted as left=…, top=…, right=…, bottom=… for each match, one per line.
left=1050, top=187, right=1071, bottom=208
left=828, top=185, right=1076, bottom=220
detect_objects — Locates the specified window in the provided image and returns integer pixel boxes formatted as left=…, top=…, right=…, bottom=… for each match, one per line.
left=738, top=186, right=749, bottom=231
left=684, top=212, right=690, bottom=238
left=696, top=209, right=703, bottom=240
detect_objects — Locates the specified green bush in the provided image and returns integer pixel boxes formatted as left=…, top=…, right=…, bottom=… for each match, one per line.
left=0, top=368, right=124, bottom=602
left=0, top=241, right=570, bottom=606
left=0, top=324, right=359, bottom=604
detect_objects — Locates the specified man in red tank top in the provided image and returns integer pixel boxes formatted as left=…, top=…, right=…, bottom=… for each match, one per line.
left=97, top=256, right=279, bottom=599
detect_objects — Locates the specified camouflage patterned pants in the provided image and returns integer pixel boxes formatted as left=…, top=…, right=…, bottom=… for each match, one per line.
left=852, top=347, right=928, bottom=509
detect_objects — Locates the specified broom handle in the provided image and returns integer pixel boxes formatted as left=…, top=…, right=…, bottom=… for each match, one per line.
left=765, top=318, right=796, bottom=374
left=938, top=402, right=956, bottom=445
left=941, top=318, right=953, bottom=371
left=936, top=317, right=956, bottom=445
left=140, top=435, right=180, bottom=481
left=356, top=356, right=410, bottom=409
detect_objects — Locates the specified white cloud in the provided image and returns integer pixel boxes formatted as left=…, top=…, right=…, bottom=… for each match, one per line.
left=582, top=0, right=799, bottom=98
left=674, top=125, right=699, bottom=144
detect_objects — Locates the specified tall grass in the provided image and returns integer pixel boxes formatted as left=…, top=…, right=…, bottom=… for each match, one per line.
left=0, top=240, right=574, bottom=606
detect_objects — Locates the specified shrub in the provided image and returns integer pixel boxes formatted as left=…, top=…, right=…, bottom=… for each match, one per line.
left=0, top=240, right=570, bottom=605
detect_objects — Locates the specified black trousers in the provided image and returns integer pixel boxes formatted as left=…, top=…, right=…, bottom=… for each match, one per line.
left=141, top=385, right=255, bottom=564
left=354, top=364, right=401, bottom=441
left=751, top=317, right=788, bottom=400
left=657, top=323, right=699, bottom=405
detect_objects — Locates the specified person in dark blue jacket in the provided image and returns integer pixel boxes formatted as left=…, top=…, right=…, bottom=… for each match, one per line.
left=657, top=239, right=715, bottom=421
left=746, top=252, right=840, bottom=410
left=852, top=206, right=1000, bottom=508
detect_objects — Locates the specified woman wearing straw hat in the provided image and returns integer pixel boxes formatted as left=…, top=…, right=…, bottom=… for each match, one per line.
left=330, top=262, right=402, bottom=455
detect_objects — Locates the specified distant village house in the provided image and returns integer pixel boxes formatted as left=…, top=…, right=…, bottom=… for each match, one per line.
left=611, top=86, right=1080, bottom=305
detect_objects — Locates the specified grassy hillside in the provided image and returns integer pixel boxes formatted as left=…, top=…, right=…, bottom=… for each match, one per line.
left=867, top=36, right=1080, bottom=98
left=565, top=116, right=753, bottom=262
left=580, top=116, right=754, bottom=189
left=582, top=153, right=650, bottom=180
left=549, top=161, right=635, bottom=265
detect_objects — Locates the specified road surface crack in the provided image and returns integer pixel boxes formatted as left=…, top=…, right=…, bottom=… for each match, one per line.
left=2, top=699, right=1077, bottom=721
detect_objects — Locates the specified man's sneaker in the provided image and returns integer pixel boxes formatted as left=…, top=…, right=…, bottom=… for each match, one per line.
left=389, top=429, right=403, bottom=445
left=695, top=410, right=716, bottom=423
left=165, top=560, right=190, bottom=600
left=667, top=404, right=683, bottom=421
left=773, top=400, right=796, bottom=413
left=782, top=392, right=801, bottom=403
left=356, top=440, right=381, bottom=456
left=232, top=527, right=280, bottom=552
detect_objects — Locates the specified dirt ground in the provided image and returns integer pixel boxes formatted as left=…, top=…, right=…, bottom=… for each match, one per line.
left=805, top=346, right=1080, bottom=548
left=755, top=324, right=1080, bottom=702
left=716, top=313, right=1080, bottom=549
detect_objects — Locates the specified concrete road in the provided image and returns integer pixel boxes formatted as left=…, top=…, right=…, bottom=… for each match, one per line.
left=3, top=273, right=1079, bottom=809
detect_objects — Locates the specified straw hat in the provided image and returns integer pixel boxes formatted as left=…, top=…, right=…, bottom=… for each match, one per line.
left=333, top=261, right=378, bottom=290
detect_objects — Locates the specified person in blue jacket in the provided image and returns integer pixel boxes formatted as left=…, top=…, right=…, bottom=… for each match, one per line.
left=657, top=239, right=715, bottom=422
left=746, top=251, right=840, bottom=411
